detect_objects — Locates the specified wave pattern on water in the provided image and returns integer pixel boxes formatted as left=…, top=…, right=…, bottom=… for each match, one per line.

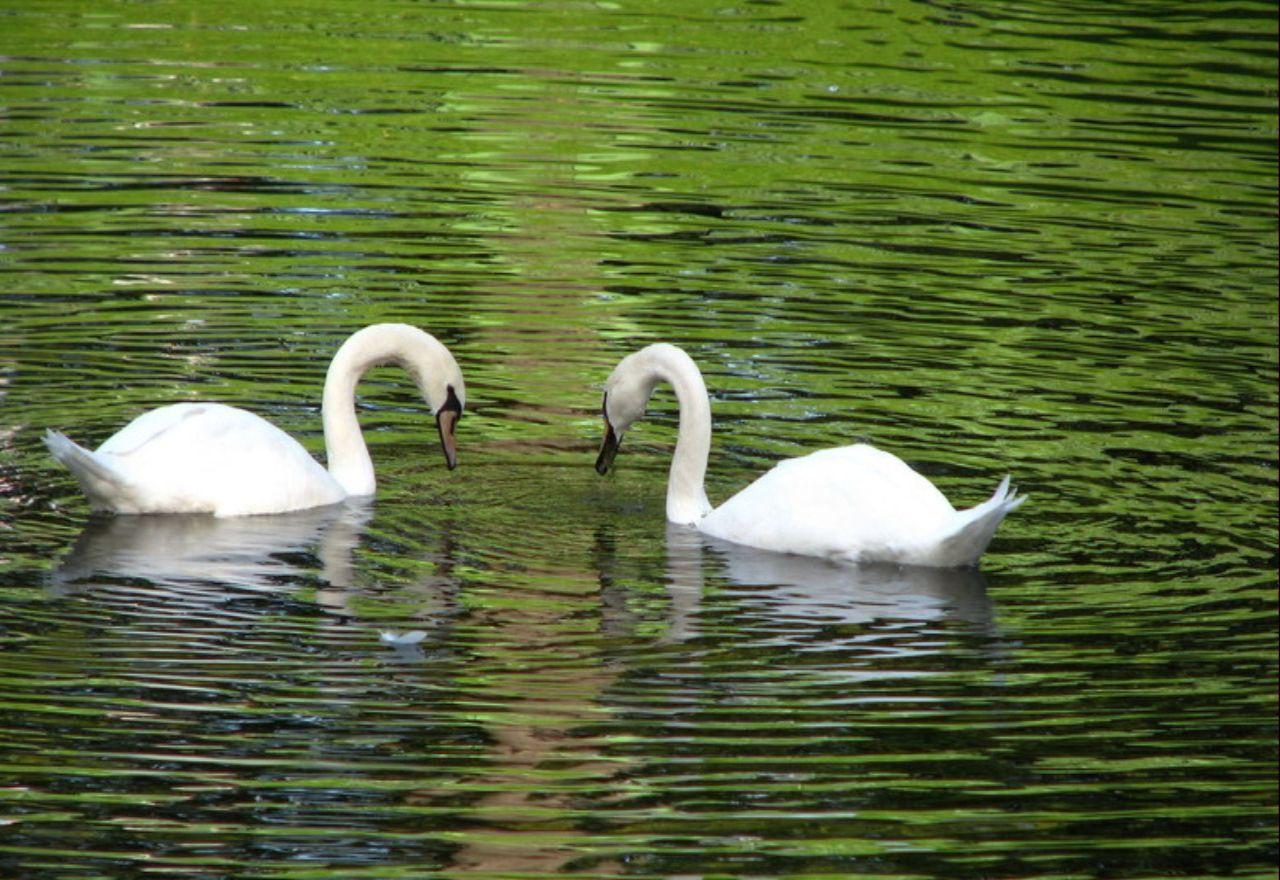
left=0, top=0, right=1275, bottom=877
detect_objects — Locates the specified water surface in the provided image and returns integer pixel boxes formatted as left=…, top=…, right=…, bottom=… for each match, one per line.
left=1, top=1, right=1276, bottom=877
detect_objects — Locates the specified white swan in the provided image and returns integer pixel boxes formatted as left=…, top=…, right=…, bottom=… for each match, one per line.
left=44, top=323, right=465, bottom=517
left=594, top=343, right=1024, bottom=568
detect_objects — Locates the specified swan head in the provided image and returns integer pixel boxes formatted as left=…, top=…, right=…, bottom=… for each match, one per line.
left=328, top=323, right=466, bottom=471
left=377, top=324, right=465, bottom=470
left=594, top=347, right=662, bottom=474
left=420, top=348, right=465, bottom=471
left=434, top=383, right=463, bottom=470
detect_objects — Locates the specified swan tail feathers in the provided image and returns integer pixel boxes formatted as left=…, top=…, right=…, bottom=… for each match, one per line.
left=932, top=475, right=1026, bottom=567
left=44, top=429, right=132, bottom=511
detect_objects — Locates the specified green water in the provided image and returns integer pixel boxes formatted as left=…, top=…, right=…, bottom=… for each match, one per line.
left=1, top=1, right=1276, bottom=877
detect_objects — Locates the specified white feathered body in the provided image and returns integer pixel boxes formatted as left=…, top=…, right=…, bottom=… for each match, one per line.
left=697, top=444, right=1023, bottom=568
left=44, top=323, right=464, bottom=518
left=46, top=403, right=345, bottom=517
left=600, top=343, right=1024, bottom=568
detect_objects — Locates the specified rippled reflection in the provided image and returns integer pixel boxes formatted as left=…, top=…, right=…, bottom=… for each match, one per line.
left=657, top=522, right=998, bottom=667
left=0, top=0, right=1274, bottom=876
left=50, top=501, right=373, bottom=594
left=45, top=499, right=466, bottom=646
left=724, top=548, right=992, bottom=629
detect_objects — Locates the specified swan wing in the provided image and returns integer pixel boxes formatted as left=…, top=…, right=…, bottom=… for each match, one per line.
left=699, top=444, right=959, bottom=563
left=83, top=403, right=342, bottom=515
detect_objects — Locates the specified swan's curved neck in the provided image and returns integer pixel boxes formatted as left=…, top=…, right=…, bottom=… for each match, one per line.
left=321, top=324, right=451, bottom=497
left=642, top=346, right=713, bottom=524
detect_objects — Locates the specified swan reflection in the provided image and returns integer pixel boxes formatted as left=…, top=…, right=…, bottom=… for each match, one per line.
left=47, top=502, right=458, bottom=646
left=49, top=501, right=374, bottom=595
left=662, top=523, right=997, bottom=649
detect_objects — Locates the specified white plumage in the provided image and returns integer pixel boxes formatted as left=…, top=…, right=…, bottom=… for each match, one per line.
left=595, top=343, right=1025, bottom=568
left=45, top=323, right=464, bottom=517
left=45, top=403, right=344, bottom=516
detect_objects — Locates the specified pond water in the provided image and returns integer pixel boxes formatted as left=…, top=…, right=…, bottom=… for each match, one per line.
left=1, top=1, right=1276, bottom=878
